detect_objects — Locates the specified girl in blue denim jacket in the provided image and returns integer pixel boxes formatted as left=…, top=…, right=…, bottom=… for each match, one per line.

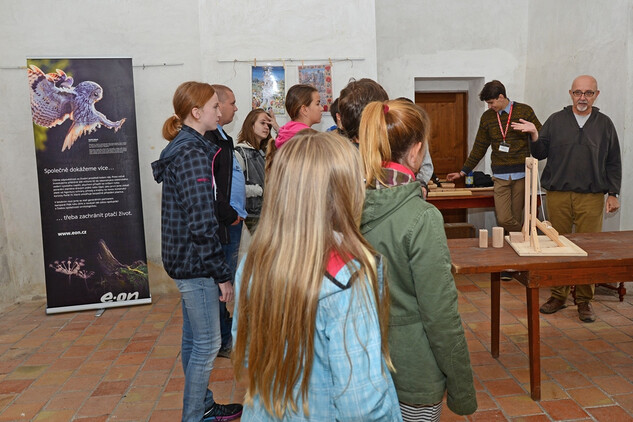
left=232, top=131, right=401, bottom=421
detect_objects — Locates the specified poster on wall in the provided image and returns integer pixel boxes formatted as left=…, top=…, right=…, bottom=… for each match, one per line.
left=298, top=65, right=333, bottom=112
left=251, top=66, right=285, bottom=114
left=26, top=57, right=150, bottom=314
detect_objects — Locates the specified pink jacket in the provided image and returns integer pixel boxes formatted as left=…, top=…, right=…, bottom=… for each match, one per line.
left=274, top=121, right=310, bottom=148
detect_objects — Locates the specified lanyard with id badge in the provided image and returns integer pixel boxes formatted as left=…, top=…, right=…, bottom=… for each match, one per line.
left=497, top=103, right=513, bottom=153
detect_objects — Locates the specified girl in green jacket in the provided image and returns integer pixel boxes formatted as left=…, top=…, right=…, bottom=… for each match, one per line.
left=359, top=99, right=477, bottom=421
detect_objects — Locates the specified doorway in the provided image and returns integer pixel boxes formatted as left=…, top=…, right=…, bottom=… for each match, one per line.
left=415, top=92, right=468, bottom=179
left=415, top=91, right=468, bottom=223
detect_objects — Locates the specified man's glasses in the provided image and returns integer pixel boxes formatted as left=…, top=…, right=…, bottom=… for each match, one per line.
left=571, top=90, right=596, bottom=98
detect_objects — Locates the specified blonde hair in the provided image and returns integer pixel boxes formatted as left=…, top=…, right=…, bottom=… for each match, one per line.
left=359, top=99, right=430, bottom=187
left=162, top=82, right=215, bottom=141
left=233, top=131, right=392, bottom=418
left=264, top=128, right=316, bottom=175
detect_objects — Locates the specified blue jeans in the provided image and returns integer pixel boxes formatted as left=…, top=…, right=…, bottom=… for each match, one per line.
left=175, top=277, right=221, bottom=422
left=220, top=221, right=242, bottom=349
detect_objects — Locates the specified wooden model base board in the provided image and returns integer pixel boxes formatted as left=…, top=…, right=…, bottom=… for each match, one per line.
left=505, top=234, right=588, bottom=256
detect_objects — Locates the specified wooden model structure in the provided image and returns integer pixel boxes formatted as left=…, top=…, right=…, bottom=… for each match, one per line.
left=506, top=157, right=587, bottom=256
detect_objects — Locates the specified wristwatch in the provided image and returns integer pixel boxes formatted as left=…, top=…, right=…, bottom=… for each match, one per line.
left=608, top=192, right=619, bottom=198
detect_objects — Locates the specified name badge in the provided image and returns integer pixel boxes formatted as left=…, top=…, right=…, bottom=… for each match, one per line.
left=499, top=142, right=510, bottom=153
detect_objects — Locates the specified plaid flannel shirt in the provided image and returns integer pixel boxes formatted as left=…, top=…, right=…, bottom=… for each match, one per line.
left=151, top=125, right=231, bottom=283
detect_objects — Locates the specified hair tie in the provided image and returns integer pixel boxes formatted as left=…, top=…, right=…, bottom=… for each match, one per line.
left=383, top=104, right=389, bottom=114
left=173, top=113, right=180, bottom=120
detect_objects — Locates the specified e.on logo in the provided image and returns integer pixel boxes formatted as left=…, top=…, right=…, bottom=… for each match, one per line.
left=100, top=291, right=140, bottom=303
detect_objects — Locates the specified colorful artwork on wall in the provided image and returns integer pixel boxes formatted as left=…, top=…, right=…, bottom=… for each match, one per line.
left=298, top=65, right=333, bottom=112
left=252, top=66, right=286, bottom=114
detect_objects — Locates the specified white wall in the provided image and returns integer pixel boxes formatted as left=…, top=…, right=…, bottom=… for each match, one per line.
left=376, top=0, right=530, bottom=102
left=0, top=0, right=379, bottom=304
left=0, top=192, right=10, bottom=301
left=524, top=0, right=630, bottom=231
left=198, top=0, right=378, bottom=134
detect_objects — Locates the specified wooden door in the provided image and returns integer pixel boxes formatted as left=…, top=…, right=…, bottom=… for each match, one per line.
left=415, top=92, right=468, bottom=178
left=415, top=92, right=468, bottom=224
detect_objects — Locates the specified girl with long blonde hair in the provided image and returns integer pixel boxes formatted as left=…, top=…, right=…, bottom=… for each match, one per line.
left=232, top=131, right=401, bottom=421
left=359, top=99, right=477, bottom=421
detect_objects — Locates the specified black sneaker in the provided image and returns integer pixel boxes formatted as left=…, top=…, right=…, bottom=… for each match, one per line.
left=203, top=402, right=243, bottom=421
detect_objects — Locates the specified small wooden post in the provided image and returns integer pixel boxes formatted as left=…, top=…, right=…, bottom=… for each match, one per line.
left=492, top=227, right=504, bottom=248
left=479, top=229, right=488, bottom=248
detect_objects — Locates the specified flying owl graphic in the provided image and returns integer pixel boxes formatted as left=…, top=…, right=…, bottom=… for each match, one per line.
left=27, top=65, right=126, bottom=151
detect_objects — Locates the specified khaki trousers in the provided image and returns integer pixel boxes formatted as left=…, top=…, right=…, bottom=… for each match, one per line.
left=492, top=177, right=525, bottom=233
left=546, top=190, right=605, bottom=303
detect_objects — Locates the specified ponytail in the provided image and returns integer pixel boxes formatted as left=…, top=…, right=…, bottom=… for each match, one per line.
left=359, top=99, right=430, bottom=187
left=359, top=101, right=392, bottom=187
left=162, top=114, right=182, bottom=141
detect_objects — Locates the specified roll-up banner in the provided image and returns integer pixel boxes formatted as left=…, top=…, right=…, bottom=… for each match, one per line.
left=26, top=58, right=150, bottom=314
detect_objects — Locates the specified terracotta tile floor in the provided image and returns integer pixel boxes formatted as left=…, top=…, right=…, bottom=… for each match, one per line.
left=1, top=278, right=632, bottom=421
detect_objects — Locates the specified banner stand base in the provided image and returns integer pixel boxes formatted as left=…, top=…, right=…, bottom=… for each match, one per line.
left=46, top=296, right=152, bottom=315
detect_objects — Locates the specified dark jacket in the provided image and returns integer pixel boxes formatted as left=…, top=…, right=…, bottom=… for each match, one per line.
left=235, top=143, right=266, bottom=216
left=204, top=128, right=237, bottom=244
left=531, top=106, right=621, bottom=195
left=151, top=125, right=231, bottom=283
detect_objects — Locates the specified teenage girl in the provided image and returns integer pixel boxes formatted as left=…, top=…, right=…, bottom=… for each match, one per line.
left=359, top=99, right=477, bottom=422
left=151, top=82, right=242, bottom=422
left=235, top=108, right=272, bottom=231
left=275, top=84, right=322, bottom=147
left=265, top=84, right=322, bottom=172
left=232, top=131, right=402, bottom=421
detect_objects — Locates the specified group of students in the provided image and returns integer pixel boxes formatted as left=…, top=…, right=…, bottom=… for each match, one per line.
left=152, top=78, right=477, bottom=422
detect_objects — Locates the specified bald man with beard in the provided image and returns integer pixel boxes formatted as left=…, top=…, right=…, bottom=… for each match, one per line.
left=512, top=75, right=622, bottom=323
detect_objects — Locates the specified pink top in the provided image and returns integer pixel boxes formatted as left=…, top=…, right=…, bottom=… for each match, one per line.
left=274, top=121, right=310, bottom=148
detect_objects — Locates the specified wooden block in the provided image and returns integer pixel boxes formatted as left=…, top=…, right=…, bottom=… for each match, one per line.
left=479, top=229, right=488, bottom=248
left=509, top=232, right=524, bottom=243
left=440, top=182, right=455, bottom=189
left=492, top=226, right=504, bottom=248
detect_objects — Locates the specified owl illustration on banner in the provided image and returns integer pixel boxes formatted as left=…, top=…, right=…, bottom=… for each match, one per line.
left=27, top=65, right=126, bottom=151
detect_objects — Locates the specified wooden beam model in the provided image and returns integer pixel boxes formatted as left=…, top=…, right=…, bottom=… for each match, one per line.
left=506, top=157, right=587, bottom=256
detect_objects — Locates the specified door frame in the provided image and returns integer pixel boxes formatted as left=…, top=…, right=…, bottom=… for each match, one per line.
left=414, top=77, right=496, bottom=230
left=414, top=77, right=485, bottom=160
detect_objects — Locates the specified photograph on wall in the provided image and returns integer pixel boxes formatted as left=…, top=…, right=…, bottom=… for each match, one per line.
left=251, top=66, right=285, bottom=114
left=298, top=64, right=333, bottom=112
left=26, top=57, right=150, bottom=314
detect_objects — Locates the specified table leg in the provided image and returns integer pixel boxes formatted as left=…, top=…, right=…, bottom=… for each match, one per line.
left=618, top=282, right=627, bottom=302
left=491, top=272, right=500, bottom=358
left=526, top=286, right=541, bottom=400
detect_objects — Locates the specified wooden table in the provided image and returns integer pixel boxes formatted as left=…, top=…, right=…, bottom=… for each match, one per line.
left=448, top=231, right=633, bottom=400
left=427, top=191, right=494, bottom=210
